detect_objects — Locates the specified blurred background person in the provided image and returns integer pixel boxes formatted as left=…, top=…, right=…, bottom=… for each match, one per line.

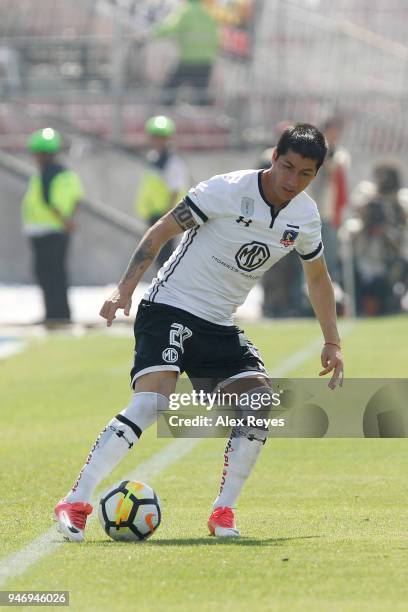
left=153, top=0, right=219, bottom=105
left=135, top=115, right=189, bottom=269
left=308, top=116, right=349, bottom=285
left=351, top=161, right=408, bottom=316
left=22, top=128, right=84, bottom=325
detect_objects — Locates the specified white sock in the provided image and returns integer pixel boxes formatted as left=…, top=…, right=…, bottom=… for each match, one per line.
left=213, top=431, right=264, bottom=509
left=66, top=392, right=168, bottom=503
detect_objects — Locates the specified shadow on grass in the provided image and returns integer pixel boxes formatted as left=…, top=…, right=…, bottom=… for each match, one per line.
left=84, top=535, right=321, bottom=547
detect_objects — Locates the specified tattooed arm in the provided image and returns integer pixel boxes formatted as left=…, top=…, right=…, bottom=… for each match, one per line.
left=100, top=200, right=197, bottom=326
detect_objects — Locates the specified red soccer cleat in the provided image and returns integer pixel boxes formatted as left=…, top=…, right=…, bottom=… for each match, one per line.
left=54, top=498, right=93, bottom=542
left=207, top=506, right=240, bottom=537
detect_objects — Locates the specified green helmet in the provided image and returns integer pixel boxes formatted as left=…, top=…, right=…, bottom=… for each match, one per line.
left=27, top=128, right=62, bottom=153
left=145, top=116, right=175, bottom=137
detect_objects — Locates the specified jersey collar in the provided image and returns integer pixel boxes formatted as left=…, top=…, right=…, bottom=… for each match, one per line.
left=257, top=169, right=291, bottom=228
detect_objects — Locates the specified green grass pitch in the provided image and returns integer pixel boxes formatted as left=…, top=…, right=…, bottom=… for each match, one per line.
left=1, top=315, right=408, bottom=611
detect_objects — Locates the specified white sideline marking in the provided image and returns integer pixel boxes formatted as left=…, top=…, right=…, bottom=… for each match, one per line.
left=269, top=336, right=324, bottom=377
left=0, top=321, right=353, bottom=584
left=269, top=321, right=353, bottom=377
left=0, top=339, right=25, bottom=360
left=0, top=439, right=199, bottom=586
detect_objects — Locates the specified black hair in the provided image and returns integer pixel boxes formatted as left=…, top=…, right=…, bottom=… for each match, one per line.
left=374, top=162, right=401, bottom=194
left=275, top=123, right=328, bottom=171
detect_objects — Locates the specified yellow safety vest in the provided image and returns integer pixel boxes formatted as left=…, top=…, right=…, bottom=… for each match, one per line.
left=136, top=170, right=185, bottom=221
left=22, top=171, right=84, bottom=232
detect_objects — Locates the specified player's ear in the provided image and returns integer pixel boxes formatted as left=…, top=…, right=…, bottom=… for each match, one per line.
left=271, top=147, right=278, bottom=162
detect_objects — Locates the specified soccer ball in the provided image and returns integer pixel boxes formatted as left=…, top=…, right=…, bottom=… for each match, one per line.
left=98, top=480, right=161, bottom=541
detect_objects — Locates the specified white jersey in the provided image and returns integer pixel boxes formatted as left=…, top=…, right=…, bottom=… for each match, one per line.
left=144, top=169, right=323, bottom=325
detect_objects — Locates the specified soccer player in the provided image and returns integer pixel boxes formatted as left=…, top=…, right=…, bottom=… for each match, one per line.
left=55, top=124, right=344, bottom=541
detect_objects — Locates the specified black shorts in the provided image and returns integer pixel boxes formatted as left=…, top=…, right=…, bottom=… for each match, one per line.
left=130, top=300, right=267, bottom=391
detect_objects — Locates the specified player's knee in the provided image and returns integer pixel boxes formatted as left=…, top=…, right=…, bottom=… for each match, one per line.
left=133, top=370, right=178, bottom=397
left=235, top=385, right=278, bottom=443
left=238, top=384, right=276, bottom=418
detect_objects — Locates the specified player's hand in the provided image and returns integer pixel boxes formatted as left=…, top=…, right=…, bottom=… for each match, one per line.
left=99, top=288, right=132, bottom=327
left=319, top=344, right=344, bottom=390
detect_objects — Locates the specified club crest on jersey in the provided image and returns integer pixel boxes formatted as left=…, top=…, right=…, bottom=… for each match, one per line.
left=280, top=229, right=299, bottom=247
left=241, top=197, right=254, bottom=217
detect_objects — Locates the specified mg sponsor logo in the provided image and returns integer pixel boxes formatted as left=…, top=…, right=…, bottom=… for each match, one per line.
left=162, top=347, right=179, bottom=364
left=235, top=241, right=270, bottom=271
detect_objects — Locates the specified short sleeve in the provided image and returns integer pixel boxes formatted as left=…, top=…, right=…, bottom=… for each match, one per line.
left=184, top=174, right=229, bottom=226
left=295, top=215, right=324, bottom=262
